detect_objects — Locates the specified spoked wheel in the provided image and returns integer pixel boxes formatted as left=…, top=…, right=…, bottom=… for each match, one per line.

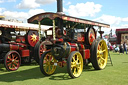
left=34, top=41, right=52, bottom=64
left=40, top=51, right=57, bottom=76
left=90, top=39, right=108, bottom=70
left=86, top=27, right=96, bottom=45
left=67, top=51, right=83, bottom=78
left=4, top=51, right=21, bottom=71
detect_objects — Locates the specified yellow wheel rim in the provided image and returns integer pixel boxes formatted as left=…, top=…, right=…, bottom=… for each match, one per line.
left=43, top=52, right=57, bottom=75
left=71, top=52, right=83, bottom=77
left=97, top=40, right=108, bottom=69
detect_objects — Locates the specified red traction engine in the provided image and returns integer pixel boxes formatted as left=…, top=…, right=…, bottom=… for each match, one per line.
left=0, top=25, right=39, bottom=71
left=28, top=12, right=110, bottom=78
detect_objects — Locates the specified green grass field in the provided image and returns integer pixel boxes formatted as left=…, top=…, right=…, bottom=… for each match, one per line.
left=0, top=51, right=128, bottom=85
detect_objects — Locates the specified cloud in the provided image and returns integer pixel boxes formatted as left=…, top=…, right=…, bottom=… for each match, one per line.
left=66, top=2, right=71, bottom=5
left=94, top=15, right=128, bottom=27
left=94, top=15, right=122, bottom=25
left=2, top=11, right=28, bottom=20
left=0, top=0, right=4, bottom=3
left=17, top=0, right=56, bottom=9
left=94, top=15, right=128, bottom=35
left=65, top=2, right=102, bottom=17
left=121, top=24, right=128, bottom=27
left=0, top=8, right=5, bottom=14
left=122, top=17, right=128, bottom=22
left=17, top=0, right=40, bottom=9
left=63, top=7, right=68, bottom=12
left=28, top=9, right=45, bottom=16
left=1, top=9, right=45, bottom=22
left=35, top=0, right=56, bottom=5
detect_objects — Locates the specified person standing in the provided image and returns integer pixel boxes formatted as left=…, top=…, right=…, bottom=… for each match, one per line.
left=123, top=42, right=127, bottom=54
left=119, top=44, right=124, bottom=54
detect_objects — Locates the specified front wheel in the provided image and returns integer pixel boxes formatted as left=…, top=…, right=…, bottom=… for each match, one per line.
left=67, top=51, right=83, bottom=78
left=90, top=39, right=108, bottom=70
left=4, top=51, right=21, bottom=71
left=40, top=51, right=57, bottom=76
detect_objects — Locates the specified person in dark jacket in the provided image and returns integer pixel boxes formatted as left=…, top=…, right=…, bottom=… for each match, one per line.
left=123, top=42, right=127, bottom=54
left=119, top=44, right=124, bottom=54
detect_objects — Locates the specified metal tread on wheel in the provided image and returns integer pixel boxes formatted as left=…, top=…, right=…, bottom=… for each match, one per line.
left=90, top=39, right=108, bottom=70
left=4, top=51, right=21, bottom=71
left=40, top=51, right=57, bottom=76
left=34, top=41, right=52, bottom=64
left=67, top=51, right=83, bottom=78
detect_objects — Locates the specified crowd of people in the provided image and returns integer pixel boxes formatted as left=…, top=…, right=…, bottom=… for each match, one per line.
left=107, top=42, right=127, bottom=54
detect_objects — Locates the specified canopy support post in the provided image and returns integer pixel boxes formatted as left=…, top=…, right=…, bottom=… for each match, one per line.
left=84, top=24, right=86, bottom=32
left=53, top=20, right=56, bottom=41
left=38, top=21, right=41, bottom=41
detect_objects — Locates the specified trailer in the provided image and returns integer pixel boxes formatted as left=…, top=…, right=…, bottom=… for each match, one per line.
left=0, top=20, right=50, bottom=71
left=28, top=0, right=110, bottom=78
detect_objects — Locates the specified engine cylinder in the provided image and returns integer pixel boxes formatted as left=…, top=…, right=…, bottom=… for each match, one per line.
left=51, top=42, right=79, bottom=60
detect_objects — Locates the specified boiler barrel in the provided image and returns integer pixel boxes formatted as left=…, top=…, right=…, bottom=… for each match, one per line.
left=0, top=44, right=10, bottom=52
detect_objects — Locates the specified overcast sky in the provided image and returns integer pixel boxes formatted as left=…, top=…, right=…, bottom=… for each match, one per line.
left=0, top=0, right=128, bottom=35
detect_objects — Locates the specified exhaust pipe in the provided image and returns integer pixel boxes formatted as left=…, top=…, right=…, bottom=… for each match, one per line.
left=57, top=0, right=63, bottom=35
left=57, top=0, right=63, bottom=13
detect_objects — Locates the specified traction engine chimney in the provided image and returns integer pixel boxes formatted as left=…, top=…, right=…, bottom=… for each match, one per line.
left=57, top=0, right=63, bottom=13
left=57, top=0, right=63, bottom=35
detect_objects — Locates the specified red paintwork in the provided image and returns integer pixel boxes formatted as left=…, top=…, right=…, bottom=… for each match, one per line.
left=90, top=33, right=95, bottom=42
left=10, top=43, right=27, bottom=50
left=70, top=47, right=77, bottom=52
left=21, top=50, right=30, bottom=57
left=70, top=43, right=90, bottom=59
left=16, top=36, right=25, bottom=43
left=116, top=28, right=128, bottom=32
left=10, top=44, right=19, bottom=50
left=27, top=31, right=39, bottom=47
left=80, top=44, right=85, bottom=49
left=84, top=49, right=90, bottom=59
left=67, top=42, right=78, bottom=53
left=28, top=35, right=39, bottom=47
left=63, top=30, right=66, bottom=35
left=68, top=43, right=90, bottom=59
left=55, top=38, right=63, bottom=42
left=77, top=33, right=85, bottom=42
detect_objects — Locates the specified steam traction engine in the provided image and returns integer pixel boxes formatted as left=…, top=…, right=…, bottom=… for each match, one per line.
left=0, top=20, right=45, bottom=71
left=28, top=11, right=110, bottom=78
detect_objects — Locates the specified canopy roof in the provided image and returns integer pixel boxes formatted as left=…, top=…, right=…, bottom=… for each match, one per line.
left=0, top=20, right=51, bottom=31
left=28, top=12, right=110, bottom=28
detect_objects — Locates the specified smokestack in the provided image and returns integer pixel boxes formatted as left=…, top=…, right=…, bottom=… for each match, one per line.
left=57, top=0, right=63, bottom=14
left=57, top=0, right=63, bottom=35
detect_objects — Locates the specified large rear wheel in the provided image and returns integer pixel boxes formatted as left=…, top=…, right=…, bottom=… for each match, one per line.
left=67, top=51, right=83, bottom=78
left=34, top=41, right=52, bottom=64
left=90, top=39, right=108, bottom=70
left=40, top=51, right=57, bottom=76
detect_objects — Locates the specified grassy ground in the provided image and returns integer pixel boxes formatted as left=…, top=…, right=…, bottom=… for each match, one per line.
left=0, top=51, right=128, bottom=85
